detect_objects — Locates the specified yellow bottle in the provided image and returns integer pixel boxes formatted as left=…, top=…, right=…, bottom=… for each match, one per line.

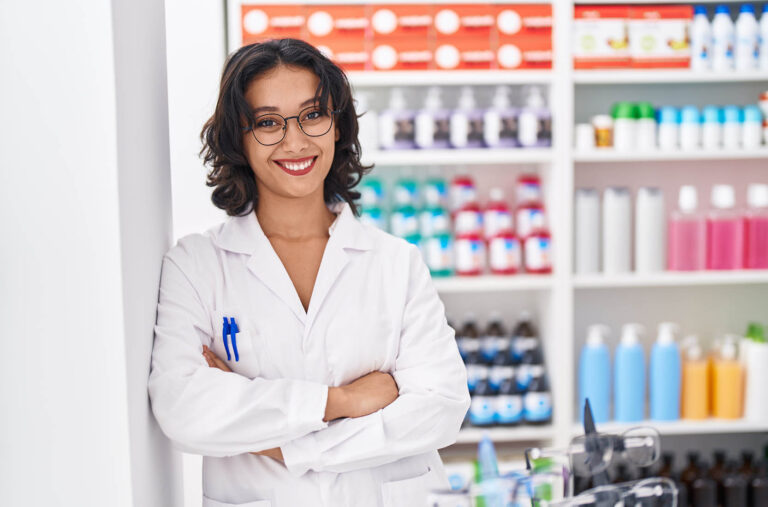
left=681, top=337, right=709, bottom=420
left=712, top=338, right=744, bottom=419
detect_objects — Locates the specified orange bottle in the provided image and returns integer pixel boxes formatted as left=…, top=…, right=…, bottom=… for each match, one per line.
left=681, top=337, right=709, bottom=419
left=711, top=338, right=744, bottom=419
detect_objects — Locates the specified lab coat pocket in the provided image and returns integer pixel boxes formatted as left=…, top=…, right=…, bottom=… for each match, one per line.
left=202, top=495, right=271, bottom=507
left=380, top=466, right=434, bottom=507
left=209, top=310, right=260, bottom=379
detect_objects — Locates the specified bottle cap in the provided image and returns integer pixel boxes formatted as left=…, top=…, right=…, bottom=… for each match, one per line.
left=711, top=184, right=735, bottom=209
left=657, top=322, right=679, bottom=345
left=586, top=324, right=609, bottom=347
left=739, top=4, right=755, bottom=14
left=489, top=187, right=505, bottom=202
left=748, top=184, right=768, bottom=208
left=743, top=105, right=763, bottom=124
left=681, top=106, right=700, bottom=124
left=636, top=102, right=656, bottom=120
left=388, top=87, right=407, bottom=110
left=694, top=6, right=707, bottom=15
left=679, top=185, right=699, bottom=213
left=457, top=86, right=476, bottom=110
left=723, top=106, right=742, bottom=124
left=524, top=86, right=545, bottom=109
left=746, top=322, right=766, bottom=342
left=620, top=323, right=644, bottom=346
left=702, top=106, right=721, bottom=124
left=592, top=114, right=613, bottom=129
left=658, top=107, right=680, bottom=125
left=612, top=102, right=637, bottom=120
left=715, top=5, right=730, bottom=15
left=682, top=335, right=703, bottom=361
left=423, top=86, right=443, bottom=111
left=488, top=310, right=503, bottom=323
left=721, top=337, right=738, bottom=361
left=491, top=86, right=511, bottom=110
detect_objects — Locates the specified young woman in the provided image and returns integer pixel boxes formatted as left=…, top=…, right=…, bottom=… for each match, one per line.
left=148, top=38, right=470, bottom=507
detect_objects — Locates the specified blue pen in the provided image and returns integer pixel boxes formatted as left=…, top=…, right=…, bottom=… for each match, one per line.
left=222, top=317, right=232, bottom=361
left=230, top=317, right=240, bottom=362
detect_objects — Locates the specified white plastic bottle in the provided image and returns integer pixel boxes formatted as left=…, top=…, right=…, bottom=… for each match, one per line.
left=483, top=86, right=519, bottom=148
left=450, top=87, right=485, bottom=149
left=602, top=187, right=632, bottom=274
left=518, top=86, right=551, bottom=148
left=355, top=92, right=379, bottom=158
left=760, top=4, right=768, bottom=71
left=690, top=5, right=712, bottom=71
left=575, top=188, right=601, bottom=274
left=378, top=88, right=416, bottom=150
left=635, top=187, right=666, bottom=273
left=735, top=4, right=760, bottom=71
left=711, top=4, right=735, bottom=72
left=415, top=87, right=451, bottom=149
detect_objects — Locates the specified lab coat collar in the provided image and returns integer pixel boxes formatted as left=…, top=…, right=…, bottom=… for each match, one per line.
left=213, top=201, right=373, bottom=326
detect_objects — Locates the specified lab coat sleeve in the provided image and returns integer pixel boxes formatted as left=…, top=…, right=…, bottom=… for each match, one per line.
left=148, top=255, right=329, bottom=457
left=280, top=245, right=471, bottom=475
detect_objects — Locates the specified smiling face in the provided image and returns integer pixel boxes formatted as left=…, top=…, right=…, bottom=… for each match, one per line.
left=242, top=64, right=339, bottom=206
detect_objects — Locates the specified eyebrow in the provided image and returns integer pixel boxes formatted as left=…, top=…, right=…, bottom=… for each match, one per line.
left=251, top=97, right=320, bottom=115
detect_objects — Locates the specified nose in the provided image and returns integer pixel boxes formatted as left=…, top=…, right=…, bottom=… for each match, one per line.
left=280, top=117, right=309, bottom=153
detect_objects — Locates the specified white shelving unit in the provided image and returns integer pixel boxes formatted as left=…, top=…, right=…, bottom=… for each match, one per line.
left=316, top=1, right=768, bottom=449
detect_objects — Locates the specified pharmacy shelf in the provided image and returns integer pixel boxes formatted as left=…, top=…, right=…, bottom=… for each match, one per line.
left=574, top=0, right=744, bottom=4
left=456, top=425, right=556, bottom=444
left=573, top=271, right=768, bottom=289
left=366, top=148, right=553, bottom=166
left=573, top=148, right=768, bottom=163
left=573, top=70, right=768, bottom=85
left=572, top=419, right=768, bottom=437
left=348, top=70, right=553, bottom=88
left=433, top=275, right=554, bottom=294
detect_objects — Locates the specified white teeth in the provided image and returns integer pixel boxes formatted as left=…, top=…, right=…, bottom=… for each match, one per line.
left=281, top=158, right=313, bottom=171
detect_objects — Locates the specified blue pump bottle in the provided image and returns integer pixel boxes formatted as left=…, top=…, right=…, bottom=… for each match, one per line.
left=579, top=324, right=611, bottom=423
left=614, top=323, right=646, bottom=422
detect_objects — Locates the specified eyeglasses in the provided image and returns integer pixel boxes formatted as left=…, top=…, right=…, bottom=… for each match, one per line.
left=546, top=477, right=678, bottom=506
left=242, top=105, right=341, bottom=146
left=526, top=426, right=661, bottom=478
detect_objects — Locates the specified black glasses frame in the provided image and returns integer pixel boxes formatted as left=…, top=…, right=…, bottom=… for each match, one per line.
left=242, top=106, right=342, bottom=146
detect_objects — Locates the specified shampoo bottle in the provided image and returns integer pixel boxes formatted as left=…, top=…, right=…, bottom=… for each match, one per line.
left=415, top=86, right=451, bottom=149
left=712, top=336, right=744, bottom=419
left=450, top=87, right=485, bottom=149
left=681, top=335, right=710, bottom=420
left=707, top=184, right=744, bottom=270
left=378, top=87, right=416, bottom=150
left=744, top=183, right=768, bottom=269
left=579, top=324, right=611, bottom=423
left=483, top=85, right=519, bottom=148
left=668, top=185, right=707, bottom=271
left=614, top=323, right=646, bottom=423
left=650, top=322, right=681, bottom=421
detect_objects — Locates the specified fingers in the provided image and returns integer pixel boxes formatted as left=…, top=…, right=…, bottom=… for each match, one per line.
left=202, top=345, right=233, bottom=373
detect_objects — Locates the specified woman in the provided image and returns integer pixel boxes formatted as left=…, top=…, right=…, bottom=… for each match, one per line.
left=148, top=38, right=470, bottom=507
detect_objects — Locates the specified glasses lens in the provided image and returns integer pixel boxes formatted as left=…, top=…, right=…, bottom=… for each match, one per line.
left=626, top=478, right=677, bottom=506
left=253, top=114, right=286, bottom=145
left=621, top=427, right=661, bottom=467
left=299, top=107, right=333, bottom=136
left=568, top=434, right=615, bottom=477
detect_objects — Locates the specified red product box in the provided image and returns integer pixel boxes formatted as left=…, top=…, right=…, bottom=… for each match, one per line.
left=435, top=36, right=495, bottom=70
left=573, top=5, right=630, bottom=69
left=371, top=36, right=433, bottom=71
left=496, top=34, right=553, bottom=70
left=433, top=3, right=495, bottom=40
left=370, top=4, right=434, bottom=40
left=494, top=4, right=553, bottom=38
left=241, top=5, right=305, bottom=45
left=304, top=5, right=369, bottom=40
left=628, top=5, right=692, bottom=68
left=307, top=36, right=369, bottom=71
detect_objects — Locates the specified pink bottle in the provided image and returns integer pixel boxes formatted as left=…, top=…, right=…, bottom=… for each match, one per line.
left=483, top=187, right=513, bottom=240
left=667, top=186, right=706, bottom=271
left=744, top=183, right=768, bottom=269
left=706, top=184, right=744, bottom=270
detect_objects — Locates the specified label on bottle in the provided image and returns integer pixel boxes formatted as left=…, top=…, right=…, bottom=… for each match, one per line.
left=512, top=336, right=539, bottom=360
left=524, top=391, right=553, bottom=422
left=484, top=209, right=513, bottom=238
left=516, top=207, right=545, bottom=238
left=480, top=335, right=503, bottom=362
left=465, top=363, right=488, bottom=392
left=469, top=395, right=496, bottom=426
left=450, top=182, right=476, bottom=212
left=455, top=237, right=485, bottom=274
left=390, top=210, right=419, bottom=238
left=495, top=394, right=524, bottom=424
left=489, top=364, right=515, bottom=391
left=455, top=209, right=483, bottom=235
left=524, top=235, right=552, bottom=271
left=423, top=235, right=453, bottom=274
left=489, top=236, right=521, bottom=272
left=419, top=208, right=451, bottom=237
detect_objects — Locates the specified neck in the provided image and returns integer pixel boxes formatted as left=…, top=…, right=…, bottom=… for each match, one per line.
left=255, top=189, right=336, bottom=241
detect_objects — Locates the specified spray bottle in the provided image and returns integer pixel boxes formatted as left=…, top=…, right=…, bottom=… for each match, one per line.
left=650, top=322, right=681, bottom=421
left=614, top=323, right=645, bottom=423
left=579, top=324, right=611, bottom=423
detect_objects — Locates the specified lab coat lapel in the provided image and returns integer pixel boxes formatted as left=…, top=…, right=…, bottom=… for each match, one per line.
left=215, top=212, right=307, bottom=324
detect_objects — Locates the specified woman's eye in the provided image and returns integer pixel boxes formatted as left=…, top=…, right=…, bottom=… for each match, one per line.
left=304, top=110, right=324, bottom=121
left=257, top=119, right=279, bottom=128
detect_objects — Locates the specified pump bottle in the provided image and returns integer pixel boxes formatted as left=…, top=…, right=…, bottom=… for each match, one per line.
left=579, top=324, right=611, bottom=423
left=378, top=88, right=416, bottom=150
left=680, top=335, right=709, bottom=420
left=712, top=336, right=744, bottom=419
left=450, top=87, right=484, bottom=149
left=483, top=86, right=519, bottom=148
left=650, top=322, right=681, bottom=421
left=415, top=86, right=450, bottom=149
left=614, top=324, right=645, bottom=422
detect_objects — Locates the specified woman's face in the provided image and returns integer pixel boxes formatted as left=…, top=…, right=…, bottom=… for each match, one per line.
left=243, top=64, right=338, bottom=204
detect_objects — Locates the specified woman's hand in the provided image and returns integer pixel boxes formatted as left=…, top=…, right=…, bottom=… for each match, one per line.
left=325, top=371, right=399, bottom=421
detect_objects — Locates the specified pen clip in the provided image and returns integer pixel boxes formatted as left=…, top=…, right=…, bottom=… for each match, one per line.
left=230, top=317, right=240, bottom=362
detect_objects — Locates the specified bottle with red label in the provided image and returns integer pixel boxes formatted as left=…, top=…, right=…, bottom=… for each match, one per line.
left=454, top=199, right=485, bottom=276
left=516, top=174, right=543, bottom=204
left=514, top=174, right=547, bottom=240
left=488, top=229, right=521, bottom=275
left=449, top=174, right=477, bottom=217
left=483, top=187, right=513, bottom=239
left=523, top=229, right=553, bottom=274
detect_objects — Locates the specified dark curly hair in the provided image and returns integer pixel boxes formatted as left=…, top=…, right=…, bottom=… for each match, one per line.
left=200, top=38, right=371, bottom=217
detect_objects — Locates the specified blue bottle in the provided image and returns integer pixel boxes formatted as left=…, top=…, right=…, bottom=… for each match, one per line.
left=614, top=323, right=646, bottom=422
left=650, top=322, right=681, bottom=421
left=579, top=325, right=611, bottom=423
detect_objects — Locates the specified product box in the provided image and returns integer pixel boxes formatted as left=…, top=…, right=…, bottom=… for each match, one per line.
left=573, top=5, right=630, bottom=69
left=494, top=4, right=553, bottom=38
left=371, top=37, right=433, bottom=71
left=497, top=34, right=553, bottom=70
left=241, top=4, right=305, bottom=45
left=370, top=4, right=434, bottom=40
left=628, top=5, right=692, bottom=68
left=308, top=37, right=369, bottom=71
left=435, top=36, right=495, bottom=70
left=304, top=5, right=369, bottom=40
left=434, top=3, right=495, bottom=40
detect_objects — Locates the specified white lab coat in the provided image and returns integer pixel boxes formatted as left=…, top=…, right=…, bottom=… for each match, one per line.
left=148, top=202, right=471, bottom=507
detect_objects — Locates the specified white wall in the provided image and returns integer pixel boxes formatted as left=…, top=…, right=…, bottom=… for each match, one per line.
left=0, top=1, right=180, bottom=505
left=164, top=2, right=228, bottom=506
